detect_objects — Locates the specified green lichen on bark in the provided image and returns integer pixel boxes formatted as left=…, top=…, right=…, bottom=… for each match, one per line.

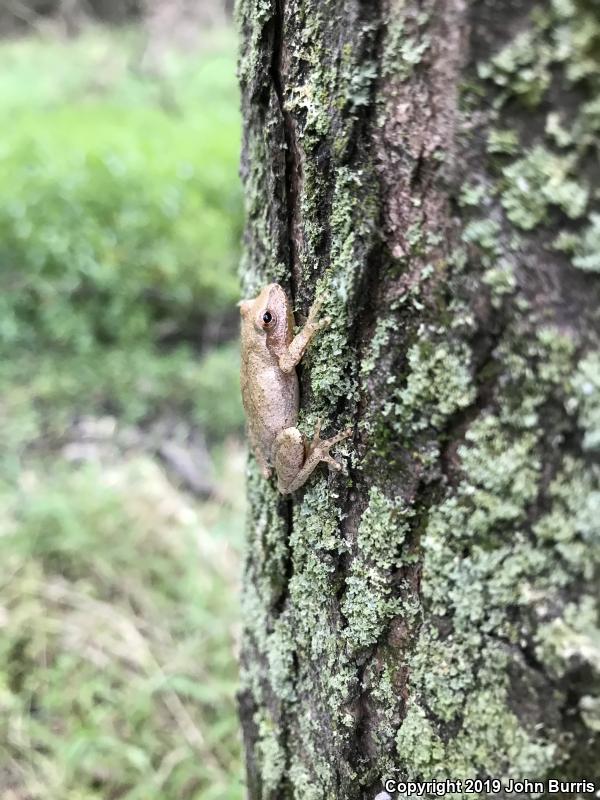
left=237, top=0, right=600, bottom=797
left=400, top=329, right=598, bottom=787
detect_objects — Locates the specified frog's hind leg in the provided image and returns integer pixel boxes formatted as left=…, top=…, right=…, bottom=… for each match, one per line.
left=276, top=421, right=352, bottom=494
left=274, top=428, right=305, bottom=494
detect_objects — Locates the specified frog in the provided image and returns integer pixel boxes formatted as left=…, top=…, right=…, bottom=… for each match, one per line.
left=239, top=283, right=351, bottom=494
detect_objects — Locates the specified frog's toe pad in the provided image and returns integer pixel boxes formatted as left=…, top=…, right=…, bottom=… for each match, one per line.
left=310, top=426, right=352, bottom=468
left=321, top=453, right=343, bottom=471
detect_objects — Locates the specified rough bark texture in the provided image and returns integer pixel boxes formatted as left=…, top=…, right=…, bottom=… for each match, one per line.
left=236, top=0, right=600, bottom=797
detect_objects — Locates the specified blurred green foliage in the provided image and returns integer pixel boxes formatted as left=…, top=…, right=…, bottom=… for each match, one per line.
left=0, top=26, right=244, bottom=443
left=0, top=26, right=246, bottom=800
left=0, top=27, right=242, bottom=338
left=0, top=143, right=240, bottom=349
left=0, top=343, right=242, bottom=474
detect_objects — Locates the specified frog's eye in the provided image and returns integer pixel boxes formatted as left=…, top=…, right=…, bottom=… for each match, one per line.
left=261, top=310, right=276, bottom=329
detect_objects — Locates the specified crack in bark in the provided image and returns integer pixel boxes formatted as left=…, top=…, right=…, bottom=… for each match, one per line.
left=268, top=3, right=304, bottom=795
left=270, top=0, right=302, bottom=298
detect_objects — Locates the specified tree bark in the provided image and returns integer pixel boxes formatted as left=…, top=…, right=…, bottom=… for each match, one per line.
left=236, top=1, right=600, bottom=797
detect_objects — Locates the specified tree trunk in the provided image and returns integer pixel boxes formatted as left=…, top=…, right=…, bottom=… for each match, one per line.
left=236, top=1, right=600, bottom=797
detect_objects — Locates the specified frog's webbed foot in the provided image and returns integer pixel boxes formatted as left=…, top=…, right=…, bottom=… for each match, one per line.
left=306, top=418, right=352, bottom=472
left=306, top=294, right=330, bottom=330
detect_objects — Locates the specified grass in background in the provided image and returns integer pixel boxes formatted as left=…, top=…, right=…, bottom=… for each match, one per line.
left=0, top=450, right=246, bottom=800
left=0, top=25, right=246, bottom=800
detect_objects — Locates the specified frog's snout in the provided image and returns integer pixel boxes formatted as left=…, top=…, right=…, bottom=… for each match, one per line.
left=238, top=299, right=253, bottom=316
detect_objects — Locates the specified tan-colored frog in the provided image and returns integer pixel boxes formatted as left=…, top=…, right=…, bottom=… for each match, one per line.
left=239, top=283, right=351, bottom=494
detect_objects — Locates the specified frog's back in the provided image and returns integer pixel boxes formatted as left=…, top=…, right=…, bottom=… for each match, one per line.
left=241, top=349, right=298, bottom=464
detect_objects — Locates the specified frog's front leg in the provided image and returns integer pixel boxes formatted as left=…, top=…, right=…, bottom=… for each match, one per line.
left=279, top=295, right=330, bottom=373
left=274, top=420, right=352, bottom=494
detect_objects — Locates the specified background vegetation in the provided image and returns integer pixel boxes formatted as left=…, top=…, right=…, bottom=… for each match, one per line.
left=0, top=22, right=245, bottom=800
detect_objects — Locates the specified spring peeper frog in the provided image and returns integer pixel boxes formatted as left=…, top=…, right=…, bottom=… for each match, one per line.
left=239, top=283, right=351, bottom=494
